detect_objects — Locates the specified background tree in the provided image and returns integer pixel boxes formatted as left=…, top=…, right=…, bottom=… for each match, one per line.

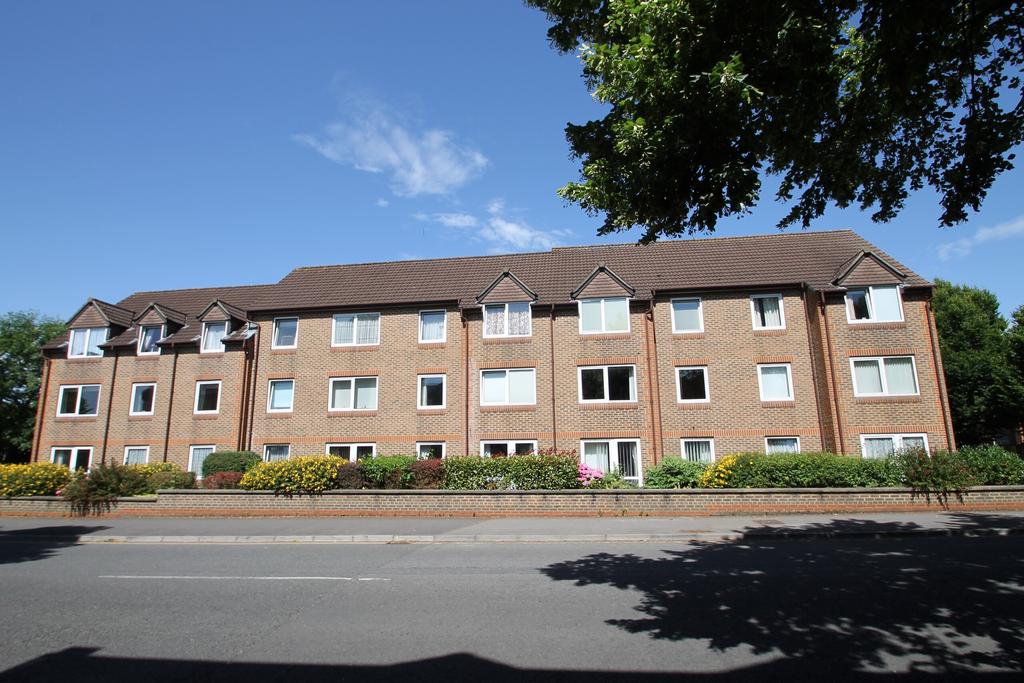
left=0, top=312, right=65, bottom=462
left=931, top=280, right=1024, bottom=445
left=527, top=0, right=1024, bottom=241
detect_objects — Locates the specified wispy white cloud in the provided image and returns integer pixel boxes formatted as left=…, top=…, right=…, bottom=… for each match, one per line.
left=414, top=212, right=478, bottom=228
left=937, top=215, right=1024, bottom=261
left=414, top=199, right=570, bottom=252
left=375, top=198, right=389, bottom=208
left=294, top=110, right=488, bottom=197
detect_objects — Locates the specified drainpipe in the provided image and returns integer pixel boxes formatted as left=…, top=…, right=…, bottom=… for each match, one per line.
left=236, top=334, right=253, bottom=451
left=462, top=310, right=470, bottom=456
left=31, top=357, right=51, bottom=462
left=100, top=351, right=120, bottom=464
left=549, top=304, right=557, bottom=452
left=801, top=286, right=828, bottom=452
left=819, top=293, right=846, bottom=454
left=925, top=298, right=956, bottom=450
left=162, top=349, right=179, bottom=462
left=643, top=298, right=663, bottom=464
left=246, top=324, right=261, bottom=451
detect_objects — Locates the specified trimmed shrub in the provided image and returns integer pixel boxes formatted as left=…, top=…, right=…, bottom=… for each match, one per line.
left=202, top=451, right=261, bottom=477
left=336, top=463, right=367, bottom=489
left=149, top=470, right=197, bottom=490
left=699, top=453, right=904, bottom=489
left=361, top=456, right=416, bottom=489
left=239, top=456, right=345, bottom=495
left=443, top=455, right=580, bottom=490
left=644, top=458, right=709, bottom=489
left=201, top=471, right=244, bottom=489
left=408, top=459, right=444, bottom=489
left=0, top=463, right=71, bottom=497
left=582, top=470, right=635, bottom=489
left=895, top=448, right=974, bottom=500
left=952, top=445, right=1024, bottom=485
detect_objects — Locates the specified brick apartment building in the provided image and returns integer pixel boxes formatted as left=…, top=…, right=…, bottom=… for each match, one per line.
left=32, top=230, right=955, bottom=485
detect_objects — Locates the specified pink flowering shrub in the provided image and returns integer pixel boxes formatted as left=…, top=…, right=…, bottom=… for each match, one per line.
left=578, top=463, right=605, bottom=487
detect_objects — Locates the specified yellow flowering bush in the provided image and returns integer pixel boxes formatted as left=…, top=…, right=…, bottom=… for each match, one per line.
left=0, top=462, right=71, bottom=497
left=698, top=455, right=738, bottom=489
left=239, top=456, right=346, bottom=495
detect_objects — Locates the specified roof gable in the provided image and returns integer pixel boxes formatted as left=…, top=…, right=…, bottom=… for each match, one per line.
left=135, top=303, right=187, bottom=327
left=67, top=299, right=134, bottom=328
left=476, top=271, right=537, bottom=304
left=833, top=251, right=906, bottom=287
left=197, top=299, right=249, bottom=323
left=571, top=265, right=635, bottom=300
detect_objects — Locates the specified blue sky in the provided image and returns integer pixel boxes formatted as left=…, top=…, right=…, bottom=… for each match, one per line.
left=2, top=1, right=1022, bottom=320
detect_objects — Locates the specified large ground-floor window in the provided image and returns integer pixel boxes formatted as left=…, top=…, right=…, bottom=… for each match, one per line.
left=480, top=441, right=537, bottom=457
left=860, top=433, right=928, bottom=458
left=326, top=443, right=376, bottom=462
left=581, top=439, right=642, bottom=486
left=51, top=446, right=92, bottom=471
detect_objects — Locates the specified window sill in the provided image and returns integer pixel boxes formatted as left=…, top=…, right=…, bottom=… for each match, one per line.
left=760, top=400, right=796, bottom=408
left=54, top=415, right=99, bottom=422
left=854, top=395, right=921, bottom=404
left=192, top=413, right=220, bottom=420
left=327, top=411, right=379, bottom=417
left=480, top=405, right=536, bottom=413
left=270, top=348, right=297, bottom=355
left=417, top=408, right=448, bottom=415
left=753, top=329, right=787, bottom=337
left=482, top=336, right=532, bottom=344
left=267, top=412, right=293, bottom=418
left=330, top=346, right=379, bottom=353
left=198, top=351, right=226, bottom=357
left=127, top=415, right=155, bottom=421
left=580, top=402, right=639, bottom=410
left=671, top=332, right=705, bottom=339
left=134, top=355, right=161, bottom=361
left=66, top=357, right=103, bottom=363
left=848, top=321, right=907, bottom=330
left=579, top=332, right=632, bottom=340
left=677, top=402, right=712, bottom=410
left=418, top=342, right=447, bottom=349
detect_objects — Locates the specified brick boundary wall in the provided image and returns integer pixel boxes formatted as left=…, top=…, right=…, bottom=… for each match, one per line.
left=2, top=486, right=1024, bottom=517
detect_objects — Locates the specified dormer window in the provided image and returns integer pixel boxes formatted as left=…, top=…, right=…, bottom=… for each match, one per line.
left=579, top=297, right=629, bottom=334
left=846, top=286, right=903, bottom=323
left=201, top=321, right=228, bottom=353
left=68, top=327, right=107, bottom=358
left=138, top=325, right=163, bottom=355
left=483, top=303, right=531, bottom=337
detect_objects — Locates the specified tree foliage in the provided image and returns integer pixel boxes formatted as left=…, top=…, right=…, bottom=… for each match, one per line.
left=0, top=312, right=65, bottom=462
left=931, top=280, right=1024, bottom=445
left=527, top=0, right=1024, bottom=241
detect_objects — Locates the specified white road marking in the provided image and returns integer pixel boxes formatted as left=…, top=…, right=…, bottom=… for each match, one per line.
left=99, top=575, right=391, bottom=581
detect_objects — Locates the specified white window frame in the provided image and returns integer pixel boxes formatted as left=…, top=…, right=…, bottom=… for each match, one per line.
left=418, top=309, right=448, bottom=343
left=271, top=317, right=299, bottom=349
left=129, top=382, right=157, bottom=416
left=267, top=379, right=295, bottom=413
left=860, top=433, right=930, bottom=458
left=479, top=440, right=539, bottom=457
left=849, top=355, right=920, bottom=397
left=765, top=436, right=802, bottom=454
left=845, top=285, right=905, bottom=324
left=68, top=327, right=107, bottom=358
left=750, top=293, right=786, bottom=331
left=56, top=384, right=101, bottom=416
left=193, top=380, right=222, bottom=415
left=577, top=364, right=637, bottom=404
left=417, top=374, right=447, bottom=409
left=670, top=297, right=704, bottom=333
left=482, top=302, right=533, bottom=338
left=188, top=445, right=216, bottom=476
left=416, top=442, right=446, bottom=460
left=331, top=312, right=381, bottom=347
left=326, top=443, right=376, bottom=462
left=757, top=363, right=794, bottom=402
left=137, top=324, right=164, bottom=355
left=680, top=438, right=716, bottom=463
left=328, top=376, right=379, bottom=411
left=263, top=444, right=291, bottom=462
left=200, top=321, right=228, bottom=353
left=51, top=446, right=93, bottom=471
left=123, top=445, right=150, bottom=465
left=577, top=297, right=631, bottom=334
left=675, top=366, right=710, bottom=403
left=479, top=368, right=537, bottom=406
left=579, top=438, right=643, bottom=486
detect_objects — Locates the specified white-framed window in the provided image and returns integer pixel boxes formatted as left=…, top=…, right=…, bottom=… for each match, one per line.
left=681, top=438, right=715, bottom=463
left=68, top=327, right=107, bottom=358
left=51, top=446, right=92, bottom=471
left=480, top=440, right=538, bottom=457
left=860, top=433, right=929, bottom=458
left=137, top=325, right=163, bottom=355
left=272, top=317, right=298, bottom=349
left=123, top=446, right=150, bottom=465
left=846, top=285, right=904, bottom=323
left=418, top=374, right=446, bottom=409
left=850, top=356, right=919, bottom=397
left=129, top=382, right=156, bottom=416
left=327, top=443, right=376, bottom=462
left=581, top=439, right=642, bottom=486
left=267, top=379, right=295, bottom=413
left=328, top=376, right=379, bottom=411
left=578, top=297, right=630, bottom=334
left=750, top=294, right=785, bottom=330
left=480, top=368, right=536, bottom=405
left=670, top=297, right=704, bottom=333
left=417, top=442, right=446, bottom=460
left=264, top=444, right=291, bottom=462
left=332, top=312, right=380, bottom=346
left=194, top=380, right=222, bottom=414
left=579, top=365, right=636, bottom=403
left=675, top=366, right=710, bottom=403
left=188, top=445, right=216, bottom=476
left=757, top=363, right=794, bottom=401
left=483, top=302, right=532, bottom=337
left=57, top=384, right=101, bottom=416
left=201, top=321, right=228, bottom=353
left=419, top=310, right=447, bottom=343
left=765, top=437, right=801, bottom=454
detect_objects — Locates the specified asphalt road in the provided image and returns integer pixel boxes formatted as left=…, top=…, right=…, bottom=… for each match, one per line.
left=1, top=532, right=1022, bottom=681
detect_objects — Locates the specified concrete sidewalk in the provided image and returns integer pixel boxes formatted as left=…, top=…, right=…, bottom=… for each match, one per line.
left=2, top=511, right=1023, bottom=544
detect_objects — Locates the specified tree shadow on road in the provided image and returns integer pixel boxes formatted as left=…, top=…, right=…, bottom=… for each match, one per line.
left=542, top=514, right=1024, bottom=677
left=0, top=524, right=108, bottom=565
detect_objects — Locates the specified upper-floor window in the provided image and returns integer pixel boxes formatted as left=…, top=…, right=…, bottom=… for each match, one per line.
left=751, top=294, right=785, bottom=330
left=267, top=379, right=295, bottom=413
left=675, top=366, right=710, bottom=403
left=272, top=317, right=298, bottom=349
left=579, top=365, right=636, bottom=403
left=480, top=368, right=536, bottom=406
left=130, top=382, right=156, bottom=416
left=483, top=302, right=531, bottom=337
left=758, top=363, right=794, bottom=401
left=68, top=327, right=107, bottom=358
left=579, top=297, right=629, bottom=334
left=329, top=376, right=378, bottom=411
left=861, top=433, right=928, bottom=458
left=851, top=356, right=919, bottom=396
left=57, top=384, right=100, bottom=416
left=671, top=298, right=703, bottom=333
left=419, top=310, right=447, bottom=343
left=418, top=374, right=446, bottom=409
left=201, top=321, right=227, bottom=353
left=846, top=285, right=903, bottom=323
left=194, top=380, right=222, bottom=414
left=137, top=325, right=163, bottom=355
left=123, top=446, right=149, bottom=465
left=333, top=313, right=380, bottom=346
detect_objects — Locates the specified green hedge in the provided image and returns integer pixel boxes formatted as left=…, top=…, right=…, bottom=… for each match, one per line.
left=698, top=452, right=905, bottom=489
left=0, top=463, right=71, bottom=497
left=951, top=445, right=1024, bottom=485
left=202, top=451, right=261, bottom=477
left=360, top=456, right=416, bottom=489
left=239, top=456, right=346, bottom=495
left=644, top=458, right=708, bottom=489
left=442, top=455, right=580, bottom=490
